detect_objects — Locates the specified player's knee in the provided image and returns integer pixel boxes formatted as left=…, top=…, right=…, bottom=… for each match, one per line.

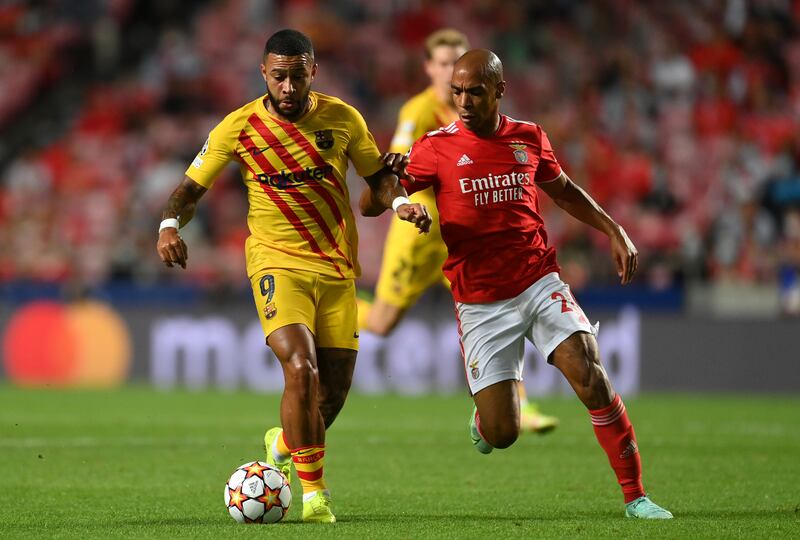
left=365, top=302, right=404, bottom=336
left=367, top=324, right=391, bottom=337
left=282, top=353, right=318, bottom=393
left=365, top=315, right=398, bottom=337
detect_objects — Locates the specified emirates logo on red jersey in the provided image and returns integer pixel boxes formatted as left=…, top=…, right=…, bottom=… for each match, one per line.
left=459, top=171, right=531, bottom=207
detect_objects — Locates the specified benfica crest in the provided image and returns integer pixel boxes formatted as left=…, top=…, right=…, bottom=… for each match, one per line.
left=314, top=129, right=334, bottom=150
left=509, top=143, right=528, bottom=164
left=469, top=359, right=480, bottom=380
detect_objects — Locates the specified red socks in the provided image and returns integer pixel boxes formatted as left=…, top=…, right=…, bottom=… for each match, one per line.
left=589, top=394, right=645, bottom=503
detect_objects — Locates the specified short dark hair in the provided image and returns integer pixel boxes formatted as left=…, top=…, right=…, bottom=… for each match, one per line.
left=264, top=29, right=314, bottom=58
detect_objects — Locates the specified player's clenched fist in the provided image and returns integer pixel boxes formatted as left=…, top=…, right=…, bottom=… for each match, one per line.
left=157, top=229, right=189, bottom=269
left=396, top=202, right=432, bottom=234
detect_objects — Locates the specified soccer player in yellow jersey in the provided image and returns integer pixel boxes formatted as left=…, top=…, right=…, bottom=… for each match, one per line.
left=156, top=29, right=430, bottom=523
left=359, top=29, right=557, bottom=433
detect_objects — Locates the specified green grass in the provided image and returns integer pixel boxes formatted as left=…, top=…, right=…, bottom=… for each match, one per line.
left=0, top=387, right=798, bottom=539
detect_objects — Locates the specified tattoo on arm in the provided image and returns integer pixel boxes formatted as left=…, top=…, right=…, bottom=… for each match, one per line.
left=162, top=176, right=207, bottom=227
left=364, top=168, right=407, bottom=210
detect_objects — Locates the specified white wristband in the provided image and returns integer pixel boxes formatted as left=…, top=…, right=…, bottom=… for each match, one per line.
left=159, top=218, right=180, bottom=233
left=391, top=196, right=411, bottom=212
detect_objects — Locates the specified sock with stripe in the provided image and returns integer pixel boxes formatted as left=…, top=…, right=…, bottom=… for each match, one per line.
left=271, top=429, right=291, bottom=463
left=589, top=394, right=645, bottom=503
left=292, top=446, right=328, bottom=498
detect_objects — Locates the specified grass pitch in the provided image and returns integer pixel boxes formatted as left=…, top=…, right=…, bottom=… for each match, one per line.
left=0, top=387, right=798, bottom=539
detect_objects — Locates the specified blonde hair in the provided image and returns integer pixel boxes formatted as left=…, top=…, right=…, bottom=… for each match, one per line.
left=424, top=28, right=470, bottom=59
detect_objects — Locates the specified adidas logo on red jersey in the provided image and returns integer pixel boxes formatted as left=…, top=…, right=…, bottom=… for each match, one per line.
left=456, top=154, right=473, bottom=166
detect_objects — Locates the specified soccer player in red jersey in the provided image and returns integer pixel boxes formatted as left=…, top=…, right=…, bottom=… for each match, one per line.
left=156, top=29, right=430, bottom=523
left=360, top=28, right=558, bottom=434
left=361, top=49, right=672, bottom=519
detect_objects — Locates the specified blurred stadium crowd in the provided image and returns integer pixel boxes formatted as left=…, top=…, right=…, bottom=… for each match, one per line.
left=1, top=0, right=799, bottom=312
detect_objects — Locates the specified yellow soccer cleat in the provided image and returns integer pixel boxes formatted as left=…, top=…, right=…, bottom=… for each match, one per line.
left=302, top=490, right=336, bottom=523
left=263, top=427, right=292, bottom=485
left=520, top=402, right=559, bottom=434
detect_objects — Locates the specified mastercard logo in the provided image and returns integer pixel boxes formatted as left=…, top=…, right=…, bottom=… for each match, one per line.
left=2, top=300, right=131, bottom=387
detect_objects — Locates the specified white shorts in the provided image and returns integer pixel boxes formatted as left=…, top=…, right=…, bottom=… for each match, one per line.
left=455, top=272, right=598, bottom=395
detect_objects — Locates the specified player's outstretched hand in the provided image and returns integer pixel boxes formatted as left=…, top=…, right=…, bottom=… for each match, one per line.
left=157, top=228, right=189, bottom=269
left=382, top=152, right=415, bottom=184
left=610, top=226, right=637, bottom=284
left=397, top=203, right=432, bottom=234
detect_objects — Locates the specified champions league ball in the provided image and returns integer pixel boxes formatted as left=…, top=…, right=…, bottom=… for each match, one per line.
left=224, top=461, right=291, bottom=523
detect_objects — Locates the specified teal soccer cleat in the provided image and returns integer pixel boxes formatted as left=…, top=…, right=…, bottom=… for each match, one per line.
left=469, top=406, right=493, bottom=454
left=625, top=496, right=673, bottom=519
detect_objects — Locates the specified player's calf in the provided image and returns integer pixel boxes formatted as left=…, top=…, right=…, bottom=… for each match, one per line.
left=316, top=348, right=357, bottom=428
left=478, top=417, right=519, bottom=449
left=469, top=408, right=519, bottom=450
left=471, top=381, right=520, bottom=449
left=552, top=332, right=614, bottom=410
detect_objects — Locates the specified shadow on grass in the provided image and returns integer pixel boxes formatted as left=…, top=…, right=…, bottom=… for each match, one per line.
left=4, top=517, right=225, bottom=530
left=6, top=508, right=794, bottom=531
left=340, top=511, right=616, bottom=523
left=337, top=507, right=798, bottom=523
left=674, top=509, right=797, bottom=520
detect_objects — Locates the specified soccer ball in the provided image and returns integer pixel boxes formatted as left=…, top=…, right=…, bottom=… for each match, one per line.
left=224, top=461, right=291, bottom=523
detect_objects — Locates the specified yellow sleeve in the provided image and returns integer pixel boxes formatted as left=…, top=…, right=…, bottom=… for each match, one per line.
left=345, top=106, right=383, bottom=178
left=184, top=115, right=238, bottom=189
left=388, top=102, right=417, bottom=154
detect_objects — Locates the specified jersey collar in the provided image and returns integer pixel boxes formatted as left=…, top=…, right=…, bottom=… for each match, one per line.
left=456, top=114, right=506, bottom=138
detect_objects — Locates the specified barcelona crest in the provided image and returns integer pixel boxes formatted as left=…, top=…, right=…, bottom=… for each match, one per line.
left=314, top=129, right=334, bottom=150
left=510, top=143, right=528, bottom=164
left=263, top=302, right=277, bottom=320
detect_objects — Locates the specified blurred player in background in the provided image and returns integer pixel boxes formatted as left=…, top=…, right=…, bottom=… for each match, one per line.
left=156, top=29, right=430, bottom=523
left=362, top=49, right=672, bottom=519
left=359, top=29, right=557, bottom=433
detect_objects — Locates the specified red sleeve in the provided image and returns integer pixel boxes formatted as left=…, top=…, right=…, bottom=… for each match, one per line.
left=402, top=136, right=438, bottom=194
left=534, top=126, right=562, bottom=183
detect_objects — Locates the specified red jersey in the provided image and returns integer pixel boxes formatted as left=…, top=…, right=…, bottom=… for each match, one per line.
left=404, top=115, right=562, bottom=303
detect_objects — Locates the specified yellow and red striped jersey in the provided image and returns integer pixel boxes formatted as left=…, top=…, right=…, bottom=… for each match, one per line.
left=185, top=92, right=383, bottom=279
left=389, top=86, right=458, bottom=154
left=388, top=87, right=458, bottom=211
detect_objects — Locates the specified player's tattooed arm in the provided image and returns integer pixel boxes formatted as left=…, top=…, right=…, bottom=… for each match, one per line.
left=161, top=176, right=207, bottom=226
left=539, top=171, right=638, bottom=284
left=157, top=176, right=207, bottom=269
left=361, top=166, right=432, bottom=233
left=362, top=167, right=408, bottom=212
